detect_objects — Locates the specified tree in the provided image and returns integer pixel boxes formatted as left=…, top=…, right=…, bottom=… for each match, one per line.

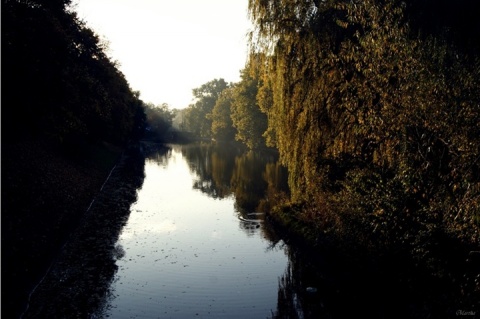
left=144, top=103, right=174, bottom=139
left=231, top=68, right=268, bottom=149
left=248, top=0, right=479, bottom=250
left=211, top=87, right=236, bottom=142
left=2, top=0, right=145, bottom=145
left=2, top=2, right=147, bottom=317
left=184, top=78, right=228, bottom=138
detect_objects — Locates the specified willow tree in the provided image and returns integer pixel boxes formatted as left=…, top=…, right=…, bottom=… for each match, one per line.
left=249, top=0, right=420, bottom=197
left=249, top=0, right=480, bottom=248
left=248, top=0, right=373, bottom=200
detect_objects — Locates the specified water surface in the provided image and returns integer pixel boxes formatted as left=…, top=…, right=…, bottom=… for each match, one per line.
left=102, top=144, right=290, bottom=318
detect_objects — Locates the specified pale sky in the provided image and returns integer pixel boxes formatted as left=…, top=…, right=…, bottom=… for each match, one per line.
left=73, top=0, right=252, bottom=109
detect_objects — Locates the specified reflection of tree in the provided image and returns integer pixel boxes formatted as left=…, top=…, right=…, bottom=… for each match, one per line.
left=144, top=144, right=172, bottom=167
left=270, top=251, right=329, bottom=319
left=181, top=144, right=288, bottom=216
left=183, top=144, right=238, bottom=199
left=270, top=240, right=472, bottom=318
left=181, top=143, right=289, bottom=236
left=231, top=151, right=269, bottom=214
left=271, top=247, right=417, bottom=319
left=233, top=152, right=289, bottom=223
left=210, top=148, right=236, bottom=198
left=261, top=161, right=289, bottom=212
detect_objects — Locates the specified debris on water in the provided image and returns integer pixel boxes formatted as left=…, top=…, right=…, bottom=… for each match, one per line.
left=306, top=287, right=318, bottom=293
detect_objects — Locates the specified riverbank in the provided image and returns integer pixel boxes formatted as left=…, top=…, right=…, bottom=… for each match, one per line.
left=20, top=143, right=147, bottom=318
left=2, top=138, right=124, bottom=317
left=266, top=200, right=480, bottom=317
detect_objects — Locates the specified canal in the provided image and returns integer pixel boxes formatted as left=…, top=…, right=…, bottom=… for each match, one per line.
left=22, top=143, right=477, bottom=318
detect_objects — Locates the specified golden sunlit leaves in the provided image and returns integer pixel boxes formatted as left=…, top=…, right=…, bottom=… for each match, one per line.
left=248, top=0, right=479, bottom=247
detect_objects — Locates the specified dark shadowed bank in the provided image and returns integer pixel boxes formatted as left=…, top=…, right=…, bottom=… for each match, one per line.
left=1, top=139, right=117, bottom=317
left=265, top=208, right=480, bottom=318
left=1, top=140, right=159, bottom=318
left=17, top=143, right=159, bottom=318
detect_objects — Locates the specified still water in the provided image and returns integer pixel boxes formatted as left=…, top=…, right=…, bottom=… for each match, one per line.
left=22, top=143, right=473, bottom=318
left=102, top=144, right=291, bottom=318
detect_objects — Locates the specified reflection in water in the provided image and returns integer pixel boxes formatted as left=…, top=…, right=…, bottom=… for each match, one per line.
left=270, top=235, right=478, bottom=318
left=146, top=146, right=172, bottom=167
left=180, top=143, right=289, bottom=227
left=181, top=144, right=238, bottom=199
left=270, top=247, right=339, bottom=319
left=100, top=143, right=290, bottom=319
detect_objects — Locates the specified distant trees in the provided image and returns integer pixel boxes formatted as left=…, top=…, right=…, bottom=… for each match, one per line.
left=211, top=87, right=236, bottom=142
left=184, top=79, right=228, bottom=138
left=231, top=69, right=268, bottom=149
left=143, top=103, right=174, bottom=140
left=2, top=0, right=145, bottom=146
left=182, top=68, right=269, bottom=149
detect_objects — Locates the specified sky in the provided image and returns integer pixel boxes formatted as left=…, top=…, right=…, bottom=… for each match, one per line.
left=74, top=0, right=252, bottom=109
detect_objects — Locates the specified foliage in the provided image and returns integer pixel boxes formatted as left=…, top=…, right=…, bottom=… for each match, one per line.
left=143, top=103, right=174, bottom=140
left=2, top=0, right=145, bottom=146
left=248, top=0, right=480, bottom=258
left=183, top=78, right=228, bottom=138
left=2, top=3, right=147, bottom=315
left=210, top=87, right=236, bottom=141
left=231, top=68, right=269, bottom=149
left=183, top=68, right=270, bottom=150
